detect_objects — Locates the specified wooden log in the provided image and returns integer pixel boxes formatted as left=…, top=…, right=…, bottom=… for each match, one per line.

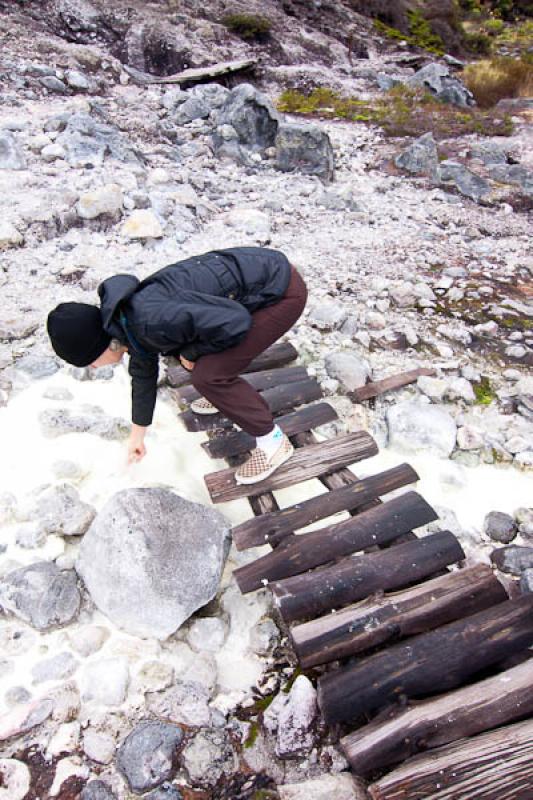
left=291, top=564, right=506, bottom=668
left=232, top=463, right=419, bottom=551
left=203, top=403, right=338, bottom=460
left=342, top=657, right=533, bottom=776
left=167, top=342, right=298, bottom=388
left=205, top=431, right=378, bottom=503
left=123, top=58, right=257, bottom=86
left=234, top=489, right=436, bottom=593
left=180, top=378, right=323, bottom=432
left=178, top=365, right=308, bottom=403
left=318, top=594, right=533, bottom=725
left=272, top=530, right=463, bottom=624
left=350, top=368, right=436, bottom=403
left=368, top=718, right=533, bottom=800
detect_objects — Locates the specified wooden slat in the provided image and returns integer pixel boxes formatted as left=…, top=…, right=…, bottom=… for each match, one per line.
left=342, top=658, right=532, bottom=776
left=205, top=431, right=378, bottom=503
left=166, top=342, right=298, bottom=388
left=318, top=595, right=533, bottom=724
left=124, top=58, right=257, bottom=86
left=291, top=564, right=506, bottom=668
left=180, top=378, right=322, bottom=432
left=203, top=403, right=338, bottom=460
left=234, top=490, right=436, bottom=593
left=232, top=463, right=419, bottom=550
left=178, top=365, right=308, bottom=403
left=350, top=368, right=436, bottom=403
left=272, top=530, right=463, bottom=624
left=368, top=718, right=533, bottom=800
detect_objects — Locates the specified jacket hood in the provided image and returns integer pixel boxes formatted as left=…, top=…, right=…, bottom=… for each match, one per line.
left=98, top=274, right=140, bottom=333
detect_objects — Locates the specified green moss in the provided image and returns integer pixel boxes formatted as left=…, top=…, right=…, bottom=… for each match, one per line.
left=473, top=376, right=495, bottom=405
left=244, top=721, right=259, bottom=749
left=282, top=667, right=302, bottom=694
left=374, top=15, right=445, bottom=55
left=222, top=13, right=272, bottom=41
left=253, top=694, right=275, bottom=712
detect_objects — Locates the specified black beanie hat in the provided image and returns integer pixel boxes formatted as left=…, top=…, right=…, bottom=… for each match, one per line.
left=47, top=303, right=111, bottom=367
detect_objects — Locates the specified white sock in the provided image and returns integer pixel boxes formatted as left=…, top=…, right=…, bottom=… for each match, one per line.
left=256, top=425, right=284, bottom=458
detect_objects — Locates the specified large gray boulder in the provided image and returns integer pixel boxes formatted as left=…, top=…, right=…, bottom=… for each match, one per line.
left=76, top=489, right=231, bottom=638
left=407, top=63, right=475, bottom=108
left=386, top=401, right=457, bottom=457
left=324, top=352, right=371, bottom=392
left=55, top=113, right=140, bottom=167
left=395, top=132, right=439, bottom=179
left=0, top=132, right=27, bottom=170
left=0, top=562, right=80, bottom=630
left=275, top=122, right=335, bottom=182
left=117, top=721, right=183, bottom=794
left=212, top=84, right=280, bottom=162
left=439, top=160, right=491, bottom=203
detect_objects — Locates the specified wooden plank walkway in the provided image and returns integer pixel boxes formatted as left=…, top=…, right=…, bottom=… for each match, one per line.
left=173, top=343, right=533, bottom=799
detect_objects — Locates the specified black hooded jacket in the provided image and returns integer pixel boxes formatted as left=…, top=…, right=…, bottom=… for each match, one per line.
left=97, top=247, right=292, bottom=426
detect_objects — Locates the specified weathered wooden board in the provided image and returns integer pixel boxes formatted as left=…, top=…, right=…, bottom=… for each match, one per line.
left=368, top=718, right=533, bottom=800
left=350, top=368, right=436, bottom=403
left=178, top=365, right=308, bottom=403
left=167, top=342, right=298, bottom=388
left=234, top=490, right=436, bottom=593
left=232, top=463, right=419, bottom=550
left=292, top=564, right=506, bottom=668
left=180, top=378, right=322, bottom=432
left=342, top=657, right=533, bottom=776
left=318, top=594, right=533, bottom=724
left=205, top=431, right=378, bottom=503
left=123, top=58, right=257, bottom=86
left=272, top=529, right=463, bottom=623
left=203, top=403, right=338, bottom=460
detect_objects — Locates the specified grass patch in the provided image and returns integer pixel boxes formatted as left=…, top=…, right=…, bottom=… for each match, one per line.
left=374, top=15, right=445, bottom=54
left=463, top=55, right=533, bottom=107
left=277, top=85, right=514, bottom=138
left=221, top=13, right=272, bottom=42
left=473, top=376, right=495, bottom=404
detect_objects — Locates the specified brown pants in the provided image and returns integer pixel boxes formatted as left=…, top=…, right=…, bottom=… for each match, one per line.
left=191, top=266, right=308, bottom=436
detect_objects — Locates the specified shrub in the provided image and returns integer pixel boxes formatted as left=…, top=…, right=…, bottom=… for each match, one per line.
left=222, top=13, right=272, bottom=42
left=463, top=56, right=533, bottom=106
left=463, top=30, right=493, bottom=53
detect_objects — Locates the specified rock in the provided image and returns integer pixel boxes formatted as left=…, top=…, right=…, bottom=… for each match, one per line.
left=146, top=681, right=212, bottom=727
left=145, top=786, right=183, bottom=800
left=117, top=720, right=183, bottom=794
left=491, top=546, right=533, bottom=576
left=515, top=508, right=533, bottom=540
left=275, top=122, right=335, bottom=182
left=389, top=282, right=416, bottom=308
left=41, top=143, right=67, bottom=162
left=187, top=617, right=227, bottom=652
left=249, top=618, right=280, bottom=656
left=376, top=73, right=403, bottom=91
left=65, top=70, right=91, bottom=91
left=276, top=675, right=317, bottom=758
left=83, top=728, right=116, bottom=764
left=324, top=352, right=371, bottom=393
left=56, top=112, right=139, bottom=168
left=68, top=625, right=109, bottom=657
left=77, top=184, right=124, bottom=219
left=223, top=207, right=271, bottom=240
left=5, top=687, right=32, bottom=707
left=15, top=353, right=59, bottom=378
left=15, top=522, right=47, bottom=549
left=279, top=773, right=363, bottom=800
left=0, top=220, right=24, bottom=250
left=0, top=624, right=36, bottom=656
left=76, top=489, right=230, bottom=639
left=0, top=562, right=80, bottom=630
left=49, top=756, right=89, bottom=796
left=0, top=132, right=27, bottom=170
left=395, top=132, right=439, bottom=179
left=445, top=377, right=476, bottom=404
left=122, top=209, right=163, bottom=239
left=40, top=76, right=68, bottom=93
left=407, top=63, right=475, bottom=108
left=0, top=697, right=55, bottom=742
left=214, top=83, right=280, bottom=154
left=32, top=652, right=78, bottom=684
left=0, top=314, right=39, bottom=341
left=386, top=401, right=457, bottom=458
left=80, top=781, right=117, bottom=800
left=417, top=376, right=446, bottom=402
left=520, top=569, right=533, bottom=594
left=46, top=721, right=81, bottom=757
left=174, top=95, right=211, bottom=125
left=515, top=451, right=533, bottom=469
left=308, top=301, right=347, bottom=331
left=0, top=759, right=31, bottom=800
left=81, top=658, right=129, bottom=706
left=317, top=183, right=361, bottom=211
left=457, top=425, right=484, bottom=451
left=135, top=661, right=174, bottom=693
left=436, top=323, right=472, bottom=346
left=39, top=407, right=130, bottom=440
left=181, top=728, right=238, bottom=787
left=470, top=142, right=509, bottom=166
left=489, top=164, right=533, bottom=196
left=439, top=161, right=491, bottom=202
left=32, top=483, right=96, bottom=537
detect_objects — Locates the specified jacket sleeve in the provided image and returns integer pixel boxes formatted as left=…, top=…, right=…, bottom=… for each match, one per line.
left=164, top=292, right=253, bottom=362
left=128, top=352, right=159, bottom=426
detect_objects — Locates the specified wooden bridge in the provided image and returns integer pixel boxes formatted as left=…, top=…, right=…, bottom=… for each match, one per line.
left=168, top=343, right=533, bottom=800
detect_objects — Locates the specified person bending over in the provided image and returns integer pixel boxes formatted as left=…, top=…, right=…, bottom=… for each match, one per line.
left=47, top=246, right=308, bottom=485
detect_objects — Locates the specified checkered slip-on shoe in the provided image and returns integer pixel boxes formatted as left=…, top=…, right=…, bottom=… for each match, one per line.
left=235, top=435, right=294, bottom=485
left=190, top=396, right=219, bottom=415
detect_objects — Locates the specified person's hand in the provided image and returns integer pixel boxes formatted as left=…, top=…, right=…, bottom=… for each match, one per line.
left=128, top=424, right=147, bottom=464
left=180, top=356, right=195, bottom=371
